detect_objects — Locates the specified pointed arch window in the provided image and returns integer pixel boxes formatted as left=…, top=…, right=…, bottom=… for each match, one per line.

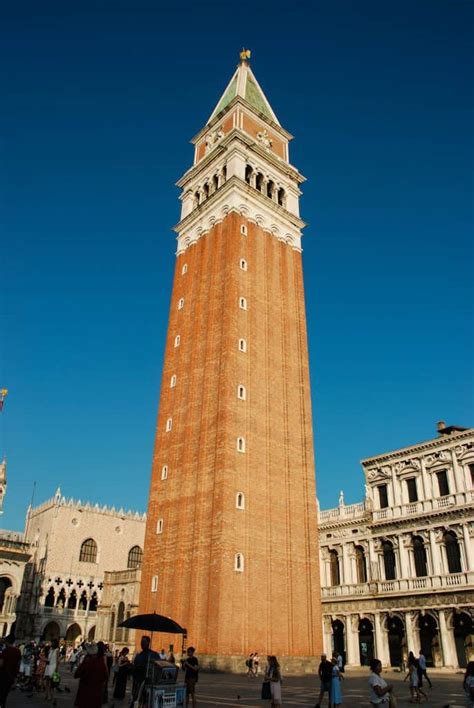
left=329, top=549, right=340, bottom=586
left=236, top=492, right=245, bottom=510
left=382, top=540, right=396, bottom=580
left=127, top=545, right=143, bottom=569
left=237, top=437, right=246, bottom=453
left=44, top=587, right=55, bottom=608
left=174, top=335, right=181, bottom=348
left=170, top=375, right=177, bottom=388
left=240, top=224, right=248, bottom=235
left=444, top=530, right=462, bottom=573
left=240, top=259, right=247, bottom=271
left=235, top=553, right=244, bottom=572
left=181, top=263, right=188, bottom=275
left=161, top=465, right=168, bottom=480
left=239, top=297, right=247, bottom=310
left=165, top=418, right=172, bottom=432
left=178, top=298, right=184, bottom=310
left=238, top=338, right=247, bottom=353
left=156, top=519, right=164, bottom=534
left=237, top=385, right=246, bottom=401
left=79, top=538, right=98, bottom=563
left=413, top=536, right=428, bottom=577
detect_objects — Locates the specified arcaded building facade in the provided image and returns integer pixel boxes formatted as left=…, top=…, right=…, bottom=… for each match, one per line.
left=319, top=423, right=474, bottom=669
left=19, top=489, right=145, bottom=643
left=139, top=53, right=323, bottom=670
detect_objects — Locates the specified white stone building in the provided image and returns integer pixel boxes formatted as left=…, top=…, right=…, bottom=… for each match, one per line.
left=95, top=568, right=142, bottom=650
left=19, top=489, right=146, bottom=643
left=319, top=422, right=474, bottom=669
left=0, top=462, right=32, bottom=638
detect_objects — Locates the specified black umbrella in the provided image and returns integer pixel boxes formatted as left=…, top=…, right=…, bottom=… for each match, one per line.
left=118, top=612, right=186, bottom=635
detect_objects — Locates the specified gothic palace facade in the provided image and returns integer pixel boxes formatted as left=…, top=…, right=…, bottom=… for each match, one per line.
left=319, top=422, right=474, bottom=669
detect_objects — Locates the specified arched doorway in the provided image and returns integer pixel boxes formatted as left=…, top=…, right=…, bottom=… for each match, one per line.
left=115, top=602, right=125, bottom=643
left=359, top=618, right=374, bottom=666
left=42, top=621, right=60, bottom=641
left=418, top=613, right=438, bottom=667
left=332, top=619, right=345, bottom=665
left=88, top=626, right=96, bottom=641
left=387, top=615, right=405, bottom=668
left=65, top=623, right=82, bottom=644
left=0, top=578, right=12, bottom=613
left=453, top=612, right=473, bottom=669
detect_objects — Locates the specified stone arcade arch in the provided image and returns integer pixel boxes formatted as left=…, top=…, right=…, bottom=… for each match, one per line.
left=65, top=623, right=82, bottom=644
left=358, top=618, right=374, bottom=666
left=453, top=611, right=473, bottom=669
left=42, top=621, right=60, bottom=641
left=332, top=619, right=346, bottom=665
left=386, top=614, right=405, bottom=668
left=418, top=613, right=439, bottom=667
left=0, top=578, right=12, bottom=613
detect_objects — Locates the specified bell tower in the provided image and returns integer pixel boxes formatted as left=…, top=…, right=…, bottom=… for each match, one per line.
left=139, top=51, right=323, bottom=671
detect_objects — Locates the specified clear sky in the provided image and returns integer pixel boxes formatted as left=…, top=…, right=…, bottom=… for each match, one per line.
left=1, top=0, right=473, bottom=531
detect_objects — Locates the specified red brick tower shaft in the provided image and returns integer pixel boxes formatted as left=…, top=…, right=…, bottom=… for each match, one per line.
left=139, top=54, right=323, bottom=670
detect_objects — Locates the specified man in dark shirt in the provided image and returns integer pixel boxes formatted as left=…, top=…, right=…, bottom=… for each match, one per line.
left=183, top=646, right=199, bottom=708
left=132, top=636, right=159, bottom=702
left=315, top=653, right=333, bottom=708
left=0, top=636, right=21, bottom=708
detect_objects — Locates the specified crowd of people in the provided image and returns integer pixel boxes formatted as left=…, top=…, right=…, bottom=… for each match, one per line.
left=0, top=635, right=473, bottom=707
left=0, top=634, right=199, bottom=708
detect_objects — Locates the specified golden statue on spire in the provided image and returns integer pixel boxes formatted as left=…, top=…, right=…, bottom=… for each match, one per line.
left=240, top=48, right=251, bottom=62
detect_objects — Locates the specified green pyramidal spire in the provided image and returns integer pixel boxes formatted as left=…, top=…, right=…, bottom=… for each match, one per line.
left=208, top=51, right=280, bottom=125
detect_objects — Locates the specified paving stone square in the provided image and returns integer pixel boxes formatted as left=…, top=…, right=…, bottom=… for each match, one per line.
left=6, top=666, right=468, bottom=708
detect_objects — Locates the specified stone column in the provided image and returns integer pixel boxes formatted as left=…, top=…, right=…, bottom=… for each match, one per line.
left=438, top=610, right=457, bottom=668
left=462, top=523, right=473, bottom=570
left=346, top=615, right=360, bottom=666
left=405, top=611, right=418, bottom=655
left=323, top=616, right=333, bottom=657
left=342, top=543, right=352, bottom=585
left=391, top=466, right=401, bottom=506
left=429, top=529, right=441, bottom=576
left=374, top=613, right=389, bottom=666
left=451, top=450, right=465, bottom=494
left=398, top=536, right=411, bottom=580
left=420, top=458, right=431, bottom=503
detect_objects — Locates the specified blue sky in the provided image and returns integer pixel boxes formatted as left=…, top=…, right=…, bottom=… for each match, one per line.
left=1, top=0, right=473, bottom=530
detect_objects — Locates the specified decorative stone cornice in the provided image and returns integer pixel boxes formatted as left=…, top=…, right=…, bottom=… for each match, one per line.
left=362, top=428, right=473, bottom=468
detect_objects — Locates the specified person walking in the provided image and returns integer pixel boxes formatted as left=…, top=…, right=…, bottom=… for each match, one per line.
left=368, top=658, right=394, bottom=706
left=253, top=653, right=260, bottom=677
left=315, top=653, right=333, bottom=708
left=0, top=636, right=21, bottom=708
left=110, top=647, right=130, bottom=707
left=463, top=661, right=474, bottom=708
left=184, top=647, right=199, bottom=708
left=44, top=638, right=59, bottom=701
left=418, top=650, right=432, bottom=689
left=265, top=655, right=282, bottom=707
left=131, top=636, right=158, bottom=703
left=331, top=655, right=343, bottom=707
left=405, top=659, right=427, bottom=703
left=73, top=643, right=109, bottom=708
left=246, top=652, right=254, bottom=677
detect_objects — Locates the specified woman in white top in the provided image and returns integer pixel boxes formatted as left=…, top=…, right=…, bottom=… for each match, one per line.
left=368, top=658, right=393, bottom=706
left=44, top=638, right=59, bottom=701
